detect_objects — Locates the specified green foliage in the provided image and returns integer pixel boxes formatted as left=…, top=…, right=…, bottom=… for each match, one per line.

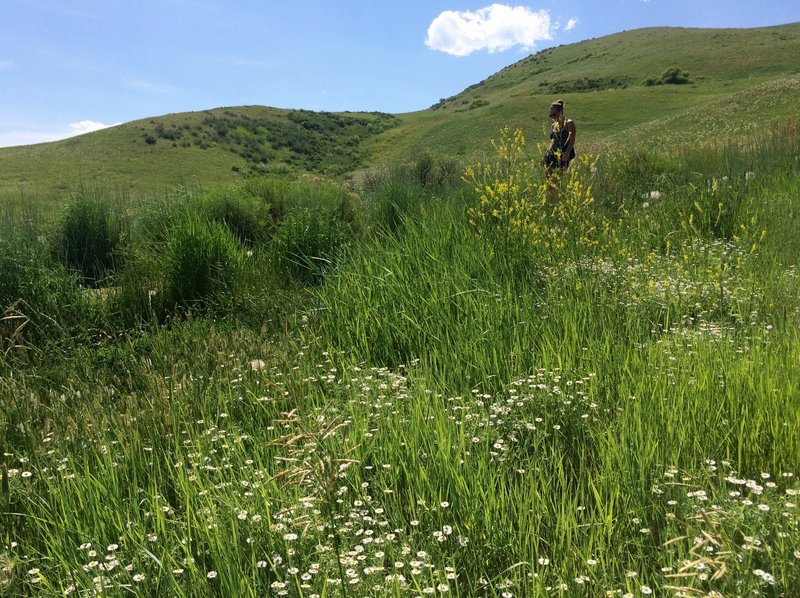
left=591, top=149, right=681, bottom=207
left=1, top=241, right=53, bottom=349
left=660, top=66, right=692, bottom=84
left=110, top=176, right=359, bottom=322
left=270, top=207, right=348, bottom=285
left=234, top=176, right=291, bottom=227
left=412, top=152, right=462, bottom=190
left=202, top=187, right=273, bottom=245
left=51, top=190, right=124, bottom=284
left=0, top=238, right=99, bottom=353
left=238, top=175, right=357, bottom=228
left=542, top=75, right=632, bottom=93
left=109, top=249, right=160, bottom=327
left=679, top=174, right=758, bottom=242
left=154, top=122, right=182, bottom=141
left=643, top=66, right=692, bottom=86
left=162, top=215, right=245, bottom=313
left=357, top=154, right=463, bottom=234
left=316, top=207, right=545, bottom=385
left=131, top=185, right=205, bottom=245
left=368, top=174, right=424, bottom=233
left=194, top=109, right=398, bottom=175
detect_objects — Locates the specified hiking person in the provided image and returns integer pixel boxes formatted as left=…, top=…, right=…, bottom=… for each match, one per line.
left=543, top=99, right=576, bottom=200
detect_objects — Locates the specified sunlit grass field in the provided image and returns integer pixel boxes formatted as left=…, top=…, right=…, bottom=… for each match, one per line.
left=1, top=123, right=799, bottom=596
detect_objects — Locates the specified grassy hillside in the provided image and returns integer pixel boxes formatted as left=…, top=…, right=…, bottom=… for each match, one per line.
left=374, top=24, right=800, bottom=160
left=0, top=107, right=397, bottom=203
left=1, top=23, right=799, bottom=203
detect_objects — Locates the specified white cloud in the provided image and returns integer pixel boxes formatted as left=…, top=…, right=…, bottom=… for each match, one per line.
left=68, top=120, right=119, bottom=135
left=565, top=18, right=578, bottom=31
left=0, top=120, right=121, bottom=148
left=0, top=59, right=13, bottom=70
left=426, top=4, right=554, bottom=57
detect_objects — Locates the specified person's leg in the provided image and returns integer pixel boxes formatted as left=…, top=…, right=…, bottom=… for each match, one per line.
left=546, top=165, right=560, bottom=204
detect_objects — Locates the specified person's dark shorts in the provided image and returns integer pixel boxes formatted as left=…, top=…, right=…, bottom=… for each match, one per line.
left=544, top=149, right=575, bottom=168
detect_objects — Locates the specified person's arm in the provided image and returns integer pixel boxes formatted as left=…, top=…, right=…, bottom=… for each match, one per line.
left=564, top=119, right=576, bottom=158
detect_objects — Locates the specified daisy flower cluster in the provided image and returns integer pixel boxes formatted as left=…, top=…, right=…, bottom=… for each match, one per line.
left=652, top=462, right=800, bottom=595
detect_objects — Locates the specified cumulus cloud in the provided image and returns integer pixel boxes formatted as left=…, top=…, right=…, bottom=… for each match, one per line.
left=68, top=120, right=119, bottom=135
left=426, top=4, right=554, bottom=57
left=565, top=18, right=578, bottom=31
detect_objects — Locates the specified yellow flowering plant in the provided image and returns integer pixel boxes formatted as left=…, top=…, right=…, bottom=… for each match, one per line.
left=464, top=126, right=611, bottom=259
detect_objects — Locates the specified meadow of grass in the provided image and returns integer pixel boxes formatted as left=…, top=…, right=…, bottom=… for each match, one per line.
left=1, top=125, right=799, bottom=597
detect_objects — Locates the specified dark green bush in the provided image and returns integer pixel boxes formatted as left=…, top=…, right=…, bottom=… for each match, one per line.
left=154, top=123, right=182, bottom=141
left=110, top=248, right=161, bottom=327
left=660, top=66, right=691, bottom=84
left=239, top=176, right=359, bottom=232
left=643, top=66, right=692, bottom=86
left=412, top=153, right=462, bottom=190
left=238, top=176, right=292, bottom=221
left=413, top=153, right=436, bottom=188
left=545, top=76, right=631, bottom=93
left=51, top=191, right=124, bottom=284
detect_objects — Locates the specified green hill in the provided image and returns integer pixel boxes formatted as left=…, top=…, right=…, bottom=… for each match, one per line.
left=0, top=108, right=398, bottom=202
left=1, top=23, right=799, bottom=202
left=373, top=24, right=800, bottom=159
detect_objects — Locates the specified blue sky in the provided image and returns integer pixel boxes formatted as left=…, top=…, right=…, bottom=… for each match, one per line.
left=1, top=0, right=798, bottom=147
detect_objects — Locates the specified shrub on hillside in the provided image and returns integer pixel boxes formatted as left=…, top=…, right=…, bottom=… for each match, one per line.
left=412, top=152, right=462, bottom=190
left=643, top=66, right=692, bottom=86
left=542, top=76, right=632, bottom=93
left=51, top=191, right=124, bottom=284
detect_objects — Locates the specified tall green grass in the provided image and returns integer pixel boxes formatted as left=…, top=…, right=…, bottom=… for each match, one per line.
left=50, top=188, right=126, bottom=284
left=1, top=136, right=799, bottom=596
left=0, top=204, right=106, bottom=354
left=160, top=214, right=245, bottom=313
